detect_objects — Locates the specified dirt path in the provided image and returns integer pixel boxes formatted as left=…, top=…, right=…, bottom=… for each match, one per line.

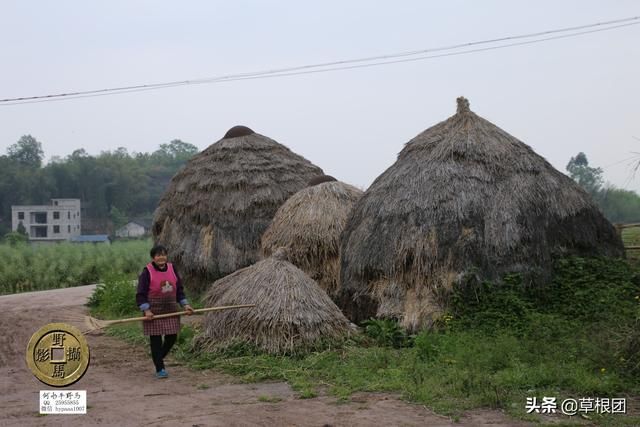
left=0, top=286, right=533, bottom=426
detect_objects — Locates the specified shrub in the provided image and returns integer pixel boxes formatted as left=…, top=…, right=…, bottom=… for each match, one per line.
left=362, top=318, right=412, bottom=348
left=88, top=274, right=138, bottom=319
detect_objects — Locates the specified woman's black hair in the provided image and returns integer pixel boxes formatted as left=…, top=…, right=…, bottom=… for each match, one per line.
left=150, top=245, right=168, bottom=258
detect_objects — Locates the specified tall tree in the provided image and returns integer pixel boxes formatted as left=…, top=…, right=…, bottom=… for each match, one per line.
left=7, top=135, right=44, bottom=168
left=566, top=152, right=603, bottom=199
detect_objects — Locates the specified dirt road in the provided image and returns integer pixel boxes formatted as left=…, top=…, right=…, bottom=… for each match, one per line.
left=0, top=286, right=533, bottom=426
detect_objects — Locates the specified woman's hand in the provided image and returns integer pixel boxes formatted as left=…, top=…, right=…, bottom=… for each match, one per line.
left=184, top=304, right=194, bottom=315
left=144, top=309, right=154, bottom=320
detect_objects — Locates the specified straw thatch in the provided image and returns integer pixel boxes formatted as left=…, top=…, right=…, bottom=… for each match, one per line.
left=197, top=248, right=352, bottom=354
left=339, top=97, right=625, bottom=331
left=261, top=178, right=363, bottom=299
left=308, top=174, right=337, bottom=186
left=152, top=126, right=323, bottom=293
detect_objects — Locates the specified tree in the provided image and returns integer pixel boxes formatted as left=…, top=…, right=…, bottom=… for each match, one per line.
left=16, top=221, right=27, bottom=236
left=7, top=135, right=44, bottom=168
left=154, top=139, right=198, bottom=161
left=598, top=186, right=640, bottom=223
left=70, top=148, right=89, bottom=159
left=566, top=152, right=603, bottom=199
left=109, top=206, right=128, bottom=229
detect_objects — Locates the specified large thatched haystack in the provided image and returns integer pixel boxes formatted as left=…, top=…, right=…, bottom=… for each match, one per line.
left=339, top=97, right=625, bottom=331
left=153, top=126, right=323, bottom=293
left=197, top=248, right=352, bottom=354
left=260, top=177, right=363, bottom=299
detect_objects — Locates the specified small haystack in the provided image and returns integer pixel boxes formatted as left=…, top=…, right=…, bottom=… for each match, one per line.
left=198, top=248, right=352, bottom=354
left=339, top=97, right=625, bottom=331
left=261, top=176, right=363, bottom=299
left=153, top=126, right=323, bottom=293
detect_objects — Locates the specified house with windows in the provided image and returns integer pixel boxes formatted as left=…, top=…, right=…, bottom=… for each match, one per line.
left=11, top=199, right=81, bottom=242
left=115, top=220, right=150, bottom=238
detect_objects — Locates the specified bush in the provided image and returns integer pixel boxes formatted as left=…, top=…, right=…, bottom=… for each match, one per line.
left=3, top=231, right=28, bottom=246
left=449, top=273, right=534, bottom=334
left=362, top=318, right=412, bottom=348
left=87, top=274, right=139, bottom=319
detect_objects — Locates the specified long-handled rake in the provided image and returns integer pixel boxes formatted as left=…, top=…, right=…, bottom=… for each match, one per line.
left=81, top=304, right=255, bottom=334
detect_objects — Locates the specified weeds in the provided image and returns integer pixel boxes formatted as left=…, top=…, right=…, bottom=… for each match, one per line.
left=87, top=274, right=139, bottom=319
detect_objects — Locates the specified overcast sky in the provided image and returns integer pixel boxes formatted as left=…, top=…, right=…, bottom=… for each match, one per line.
left=1, top=1, right=639, bottom=192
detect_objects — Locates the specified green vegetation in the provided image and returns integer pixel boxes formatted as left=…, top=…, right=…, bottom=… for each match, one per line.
left=567, top=152, right=640, bottom=223
left=257, top=395, right=283, bottom=403
left=94, top=256, right=640, bottom=425
left=622, top=227, right=640, bottom=264
left=0, top=135, right=198, bottom=236
left=87, top=274, right=141, bottom=319
left=0, top=239, right=149, bottom=295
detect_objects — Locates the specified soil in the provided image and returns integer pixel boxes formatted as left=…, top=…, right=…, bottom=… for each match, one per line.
left=0, top=285, right=537, bottom=426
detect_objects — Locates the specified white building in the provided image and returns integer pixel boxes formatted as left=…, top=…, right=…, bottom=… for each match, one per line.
left=12, top=199, right=81, bottom=242
left=115, top=221, right=149, bottom=238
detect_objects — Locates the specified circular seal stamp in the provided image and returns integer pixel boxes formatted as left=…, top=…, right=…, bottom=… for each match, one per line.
left=25, top=323, right=90, bottom=387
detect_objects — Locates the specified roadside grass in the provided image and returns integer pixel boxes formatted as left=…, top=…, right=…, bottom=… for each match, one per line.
left=95, top=256, right=640, bottom=426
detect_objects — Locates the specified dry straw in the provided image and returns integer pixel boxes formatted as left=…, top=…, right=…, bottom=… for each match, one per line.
left=339, top=97, right=624, bottom=331
left=153, top=126, right=323, bottom=294
left=261, top=177, right=363, bottom=299
left=197, top=248, right=352, bottom=355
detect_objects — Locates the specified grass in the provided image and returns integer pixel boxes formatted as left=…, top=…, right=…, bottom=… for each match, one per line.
left=257, top=395, right=283, bottom=403
left=94, top=256, right=640, bottom=426
left=0, top=239, right=150, bottom=295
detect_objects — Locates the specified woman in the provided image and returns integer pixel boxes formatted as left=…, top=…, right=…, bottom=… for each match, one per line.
left=136, top=244, right=194, bottom=378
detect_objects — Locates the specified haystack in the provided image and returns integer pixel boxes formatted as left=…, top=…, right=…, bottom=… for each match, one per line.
left=153, top=126, right=323, bottom=293
left=261, top=176, right=363, bottom=299
left=339, top=97, right=625, bottom=331
left=197, top=248, right=352, bottom=354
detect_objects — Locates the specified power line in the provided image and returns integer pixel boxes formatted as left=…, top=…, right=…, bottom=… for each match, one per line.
left=1, top=16, right=638, bottom=105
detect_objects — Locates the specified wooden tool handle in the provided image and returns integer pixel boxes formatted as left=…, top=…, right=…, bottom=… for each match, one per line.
left=106, top=304, right=256, bottom=326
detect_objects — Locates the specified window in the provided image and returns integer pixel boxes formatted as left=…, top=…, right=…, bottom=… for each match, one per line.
left=68, top=211, right=70, bottom=219
left=32, top=226, right=47, bottom=238
left=53, top=211, right=60, bottom=220
left=68, top=225, right=71, bottom=233
left=34, top=212, right=47, bottom=224
left=53, top=225, right=60, bottom=233
left=18, top=212, right=24, bottom=220
left=54, top=201, right=58, bottom=206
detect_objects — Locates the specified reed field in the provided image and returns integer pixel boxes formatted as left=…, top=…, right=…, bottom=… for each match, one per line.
left=621, top=226, right=640, bottom=262
left=0, top=239, right=150, bottom=295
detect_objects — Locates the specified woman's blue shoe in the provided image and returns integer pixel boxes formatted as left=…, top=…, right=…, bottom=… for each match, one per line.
left=156, top=369, right=168, bottom=379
